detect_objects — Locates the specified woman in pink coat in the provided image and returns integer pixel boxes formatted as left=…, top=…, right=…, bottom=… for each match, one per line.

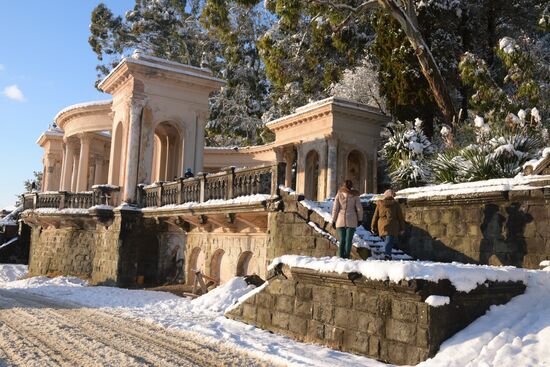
left=331, top=180, right=363, bottom=259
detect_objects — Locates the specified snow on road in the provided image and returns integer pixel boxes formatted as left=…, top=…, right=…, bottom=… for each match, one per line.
left=1, top=263, right=550, bottom=366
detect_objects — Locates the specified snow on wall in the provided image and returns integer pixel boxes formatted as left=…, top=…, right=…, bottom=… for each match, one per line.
left=268, top=255, right=527, bottom=293
left=425, top=295, right=450, bottom=307
left=397, top=175, right=550, bottom=200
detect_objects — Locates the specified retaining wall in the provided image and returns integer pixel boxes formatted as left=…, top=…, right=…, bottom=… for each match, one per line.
left=226, top=265, right=525, bottom=365
left=401, top=189, right=550, bottom=268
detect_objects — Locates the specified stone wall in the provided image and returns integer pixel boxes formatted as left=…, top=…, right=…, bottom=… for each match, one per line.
left=29, top=226, right=97, bottom=278
left=185, top=231, right=270, bottom=284
left=226, top=266, right=525, bottom=365
left=268, top=211, right=336, bottom=260
left=401, top=189, right=550, bottom=268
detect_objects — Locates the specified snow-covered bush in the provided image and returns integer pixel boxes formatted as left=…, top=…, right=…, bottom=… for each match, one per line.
left=380, top=119, right=434, bottom=189
left=382, top=108, right=547, bottom=187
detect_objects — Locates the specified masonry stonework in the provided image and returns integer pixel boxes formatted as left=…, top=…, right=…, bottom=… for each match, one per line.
left=226, top=266, right=525, bottom=365
left=400, top=189, right=550, bottom=268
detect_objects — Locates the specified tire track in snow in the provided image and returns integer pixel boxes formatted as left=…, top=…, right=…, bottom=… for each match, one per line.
left=0, top=289, right=271, bottom=367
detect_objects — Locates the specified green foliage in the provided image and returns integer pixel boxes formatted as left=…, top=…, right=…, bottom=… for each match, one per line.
left=370, top=12, right=436, bottom=126
left=24, top=171, right=42, bottom=193
left=380, top=119, right=434, bottom=189
left=89, top=0, right=270, bottom=146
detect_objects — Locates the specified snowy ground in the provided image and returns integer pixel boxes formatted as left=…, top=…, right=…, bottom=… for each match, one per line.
left=1, top=262, right=549, bottom=366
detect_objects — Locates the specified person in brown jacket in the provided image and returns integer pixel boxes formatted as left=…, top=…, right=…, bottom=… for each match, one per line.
left=331, top=180, right=364, bottom=259
left=371, top=189, right=406, bottom=260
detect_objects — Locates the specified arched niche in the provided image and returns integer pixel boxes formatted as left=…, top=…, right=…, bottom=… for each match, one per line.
left=304, top=149, right=320, bottom=200
left=236, top=251, right=254, bottom=277
left=210, top=249, right=225, bottom=283
left=347, top=149, right=366, bottom=193
left=188, top=247, right=205, bottom=286
left=152, top=121, right=183, bottom=182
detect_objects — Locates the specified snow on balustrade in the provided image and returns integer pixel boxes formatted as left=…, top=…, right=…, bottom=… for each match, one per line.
left=139, top=163, right=284, bottom=208
left=22, top=186, right=120, bottom=211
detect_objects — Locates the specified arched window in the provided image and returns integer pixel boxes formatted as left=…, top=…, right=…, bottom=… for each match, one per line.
left=305, top=150, right=320, bottom=200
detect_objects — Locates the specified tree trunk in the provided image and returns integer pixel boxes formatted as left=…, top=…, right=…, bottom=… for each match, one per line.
left=379, top=0, right=457, bottom=125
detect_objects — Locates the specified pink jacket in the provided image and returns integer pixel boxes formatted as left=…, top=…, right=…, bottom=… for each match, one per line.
left=331, top=187, right=363, bottom=228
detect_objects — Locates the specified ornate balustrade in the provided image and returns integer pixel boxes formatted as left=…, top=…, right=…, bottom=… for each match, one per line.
left=22, top=186, right=120, bottom=211
left=22, top=163, right=285, bottom=211
left=138, top=162, right=285, bottom=208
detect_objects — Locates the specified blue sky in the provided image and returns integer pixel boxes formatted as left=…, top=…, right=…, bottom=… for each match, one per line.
left=0, top=1, right=132, bottom=208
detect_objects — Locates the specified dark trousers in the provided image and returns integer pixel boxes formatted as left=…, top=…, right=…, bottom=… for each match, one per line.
left=383, top=235, right=398, bottom=256
left=337, top=227, right=356, bottom=259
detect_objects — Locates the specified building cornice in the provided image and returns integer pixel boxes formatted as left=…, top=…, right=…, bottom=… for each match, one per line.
left=98, top=52, right=225, bottom=95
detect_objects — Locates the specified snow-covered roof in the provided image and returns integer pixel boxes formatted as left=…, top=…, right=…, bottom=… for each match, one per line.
left=53, top=100, right=112, bottom=123
left=265, top=96, right=386, bottom=128
left=98, top=51, right=225, bottom=91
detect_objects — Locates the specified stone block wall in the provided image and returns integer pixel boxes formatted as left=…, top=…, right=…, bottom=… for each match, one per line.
left=268, top=211, right=337, bottom=261
left=226, top=266, right=525, bottom=365
left=29, top=226, right=97, bottom=278
left=401, top=189, right=550, bottom=268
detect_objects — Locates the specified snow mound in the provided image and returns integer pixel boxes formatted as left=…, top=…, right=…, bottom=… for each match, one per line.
left=3, top=275, right=87, bottom=289
left=0, top=264, right=27, bottom=283
left=191, top=277, right=256, bottom=313
left=425, top=295, right=450, bottom=307
left=269, top=255, right=527, bottom=293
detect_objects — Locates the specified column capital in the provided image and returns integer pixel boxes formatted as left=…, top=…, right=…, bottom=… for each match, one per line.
left=325, top=133, right=338, bottom=146
left=77, top=132, right=93, bottom=143
left=126, top=96, right=147, bottom=110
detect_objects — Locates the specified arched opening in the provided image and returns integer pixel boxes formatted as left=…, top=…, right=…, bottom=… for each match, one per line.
left=187, top=247, right=204, bottom=286
left=210, top=249, right=225, bottom=283
left=236, top=251, right=254, bottom=276
left=347, top=150, right=365, bottom=193
left=152, top=122, right=183, bottom=182
left=110, top=122, right=124, bottom=186
left=135, top=233, right=159, bottom=287
left=305, top=149, right=320, bottom=200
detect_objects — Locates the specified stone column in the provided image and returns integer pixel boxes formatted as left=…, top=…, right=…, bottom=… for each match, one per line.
left=44, top=153, right=56, bottom=191
left=61, top=139, right=76, bottom=191
left=183, top=117, right=197, bottom=174
left=295, top=143, right=305, bottom=195
left=283, top=147, right=296, bottom=188
left=94, top=155, right=104, bottom=185
left=71, top=153, right=79, bottom=192
left=326, top=136, right=338, bottom=198
left=318, top=141, right=328, bottom=200
left=122, top=98, right=146, bottom=202
left=194, top=111, right=208, bottom=174
left=76, top=134, right=91, bottom=192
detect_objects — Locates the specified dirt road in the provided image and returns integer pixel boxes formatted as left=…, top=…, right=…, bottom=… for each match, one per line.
left=0, top=289, right=273, bottom=367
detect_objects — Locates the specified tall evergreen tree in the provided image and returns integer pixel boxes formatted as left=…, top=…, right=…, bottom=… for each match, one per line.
left=89, top=0, right=271, bottom=146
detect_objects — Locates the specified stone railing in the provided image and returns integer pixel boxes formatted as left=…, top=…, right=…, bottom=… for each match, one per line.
left=22, top=186, right=120, bottom=211
left=138, top=163, right=285, bottom=208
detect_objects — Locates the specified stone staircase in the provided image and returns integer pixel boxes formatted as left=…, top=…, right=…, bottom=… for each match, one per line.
left=282, top=190, right=412, bottom=260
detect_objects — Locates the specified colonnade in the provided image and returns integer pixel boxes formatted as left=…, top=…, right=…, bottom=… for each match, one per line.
left=58, top=133, right=110, bottom=192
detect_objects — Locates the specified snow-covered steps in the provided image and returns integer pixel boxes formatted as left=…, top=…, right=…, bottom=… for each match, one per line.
left=298, top=197, right=413, bottom=260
